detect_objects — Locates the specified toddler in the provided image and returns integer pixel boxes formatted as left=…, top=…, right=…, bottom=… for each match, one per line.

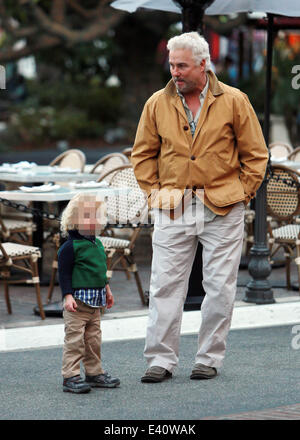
left=58, top=193, right=120, bottom=393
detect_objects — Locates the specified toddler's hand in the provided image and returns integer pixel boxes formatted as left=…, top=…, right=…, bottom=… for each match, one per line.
left=106, top=287, right=114, bottom=309
left=64, top=294, right=77, bottom=312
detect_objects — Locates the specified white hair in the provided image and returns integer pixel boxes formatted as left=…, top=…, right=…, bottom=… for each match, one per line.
left=167, top=32, right=211, bottom=71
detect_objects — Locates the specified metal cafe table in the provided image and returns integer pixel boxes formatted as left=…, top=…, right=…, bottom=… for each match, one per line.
left=0, top=164, right=98, bottom=183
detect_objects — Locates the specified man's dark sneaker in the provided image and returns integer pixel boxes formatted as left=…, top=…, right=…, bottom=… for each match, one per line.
left=85, top=372, right=120, bottom=388
left=141, top=366, right=172, bottom=383
left=190, top=363, right=217, bottom=380
left=63, top=375, right=91, bottom=393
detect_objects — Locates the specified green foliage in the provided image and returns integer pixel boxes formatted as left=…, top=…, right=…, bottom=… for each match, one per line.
left=9, top=81, right=122, bottom=144
left=271, top=39, right=300, bottom=115
left=6, top=38, right=123, bottom=146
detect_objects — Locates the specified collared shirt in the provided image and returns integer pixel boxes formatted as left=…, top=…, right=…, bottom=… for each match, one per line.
left=177, top=76, right=209, bottom=136
left=73, top=287, right=106, bottom=308
left=177, top=76, right=217, bottom=222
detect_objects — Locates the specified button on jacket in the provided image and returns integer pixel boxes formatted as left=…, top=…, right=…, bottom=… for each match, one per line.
left=131, top=70, right=269, bottom=216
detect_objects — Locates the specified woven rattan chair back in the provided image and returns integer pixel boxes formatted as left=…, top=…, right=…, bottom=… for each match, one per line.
left=122, top=147, right=133, bottom=159
left=287, top=146, right=300, bottom=162
left=90, top=153, right=129, bottom=179
left=49, top=149, right=86, bottom=171
left=267, top=165, right=300, bottom=222
left=269, top=142, right=293, bottom=159
left=0, top=214, right=35, bottom=245
left=0, top=239, right=45, bottom=319
left=99, top=164, right=148, bottom=226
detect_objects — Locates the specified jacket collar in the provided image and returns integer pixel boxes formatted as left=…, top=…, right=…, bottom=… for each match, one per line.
left=164, top=69, right=224, bottom=98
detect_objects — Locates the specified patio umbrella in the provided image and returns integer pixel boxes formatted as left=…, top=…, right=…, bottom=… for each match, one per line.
left=111, top=1, right=214, bottom=32
left=111, top=0, right=300, bottom=16
left=111, top=0, right=300, bottom=304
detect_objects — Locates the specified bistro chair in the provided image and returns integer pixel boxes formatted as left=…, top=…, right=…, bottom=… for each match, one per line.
left=48, top=148, right=86, bottom=190
left=47, top=148, right=86, bottom=215
left=46, top=232, right=61, bottom=303
left=0, top=215, right=36, bottom=245
left=266, top=164, right=300, bottom=291
left=49, top=148, right=86, bottom=172
left=269, top=142, right=293, bottom=159
left=287, top=146, right=300, bottom=162
left=0, top=240, right=46, bottom=319
left=90, top=153, right=129, bottom=182
left=97, top=164, right=148, bottom=305
left=122, top=147, right=133, bottom=160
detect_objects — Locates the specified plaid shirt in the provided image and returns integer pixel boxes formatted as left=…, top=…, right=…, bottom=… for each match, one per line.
left=73, top=287, right=106, bottom=308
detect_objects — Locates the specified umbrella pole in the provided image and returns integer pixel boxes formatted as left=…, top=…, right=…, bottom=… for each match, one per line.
left=181, top=4, right=205, bottom=33
left=243, top=14, right=275, bottom=304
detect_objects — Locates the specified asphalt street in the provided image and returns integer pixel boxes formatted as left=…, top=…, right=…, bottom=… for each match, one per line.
left=1, top=325, right=300, bottom=420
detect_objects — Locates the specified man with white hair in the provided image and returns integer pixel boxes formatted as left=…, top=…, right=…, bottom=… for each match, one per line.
left=131, top=32, right=268, bottom=383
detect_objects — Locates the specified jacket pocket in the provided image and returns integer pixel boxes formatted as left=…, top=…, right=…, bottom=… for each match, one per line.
left=205, top=179, right=246, bottom=207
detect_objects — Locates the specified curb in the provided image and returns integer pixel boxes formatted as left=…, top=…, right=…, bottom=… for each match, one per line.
left=1, top=300, right=300, bottom=352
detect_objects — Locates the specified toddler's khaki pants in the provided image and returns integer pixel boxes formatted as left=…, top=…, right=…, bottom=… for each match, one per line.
left=61, top=299, right=103, bottom=378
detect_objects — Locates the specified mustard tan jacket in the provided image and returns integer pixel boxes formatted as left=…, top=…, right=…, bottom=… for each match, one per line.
left=131, top=70, right=269, bottom=216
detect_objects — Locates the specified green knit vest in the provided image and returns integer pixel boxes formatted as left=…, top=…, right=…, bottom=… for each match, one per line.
left=72, top=238, right=107, bottom=288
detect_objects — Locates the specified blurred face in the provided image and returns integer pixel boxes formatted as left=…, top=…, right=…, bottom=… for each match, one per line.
left=169, top=49, right=206, bottom=94
left=76, top=199, right=105, bottom=235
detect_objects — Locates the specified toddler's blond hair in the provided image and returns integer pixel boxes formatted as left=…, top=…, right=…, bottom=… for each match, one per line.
left=60, top=193, right=107, bottom=237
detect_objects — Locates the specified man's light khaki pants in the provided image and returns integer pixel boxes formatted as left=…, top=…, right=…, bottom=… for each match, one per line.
left=144, top=198, right=245, bottom=372
left=61, top=299, right=103, bottom=378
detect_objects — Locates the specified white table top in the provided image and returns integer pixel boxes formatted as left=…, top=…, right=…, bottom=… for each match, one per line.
left=0, top=165, right=98, bottom=183
left=271, top=158, right=300, bottom=171
left=0, top=186, right=130, bottom=202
